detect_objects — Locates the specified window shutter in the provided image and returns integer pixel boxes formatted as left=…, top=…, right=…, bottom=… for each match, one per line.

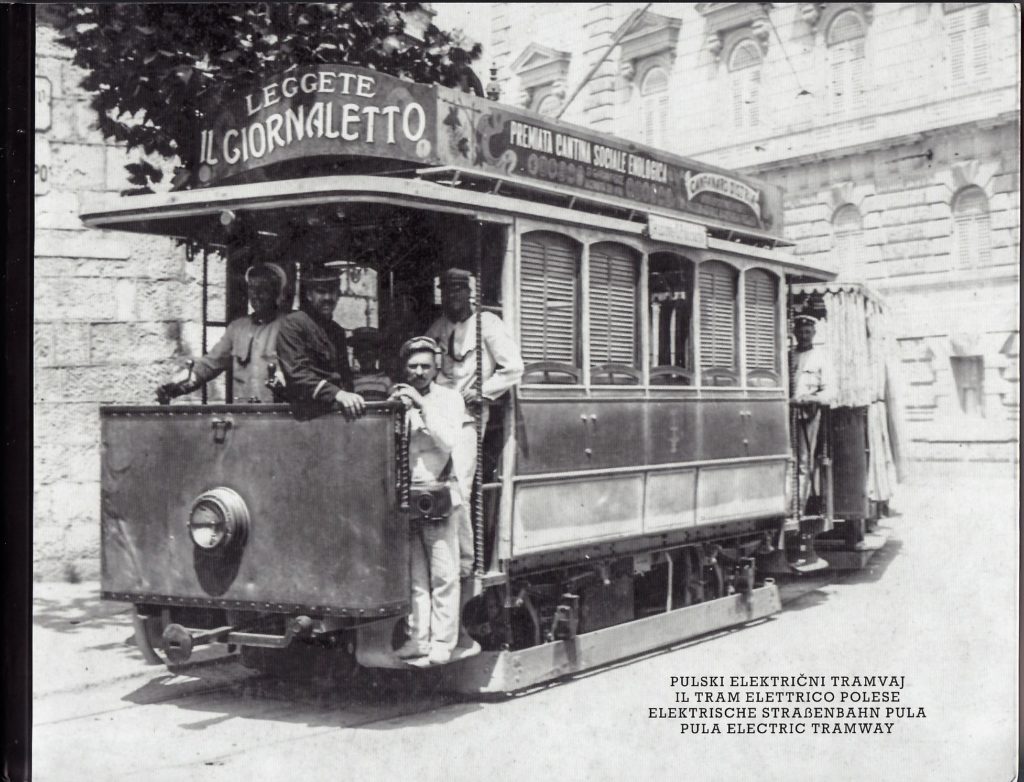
left=971, top=5, right=990, bottom=80
left=948, top=9, right=967, bottom=84
left=731, top=72, right=744, bottom=129
left=699, top=262, right=738, bottom=375
left=744, top=269, right=778, bottom=382
left=953, top=188, right=991, bottom=269
left=747, top=68, right=760, bottom=128
left=589, top=244, right=638, bottom=367
left=830, top=50, right=847, bottom=114
left=850, top=39, right=866, bottom=111
left=520, top=232, right=579, bottom=366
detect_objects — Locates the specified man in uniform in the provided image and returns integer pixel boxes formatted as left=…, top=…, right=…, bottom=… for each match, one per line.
left=426, top=268, right=524, bottom=578
left=790, top=313, right=833, bottom=512
left=351, top=326, right=392, bottom=401
left=275, top=262, right=366, bottom=420
left=156, top=262, right=289, bottom=404
left=389, top=337, right=466, bottom=665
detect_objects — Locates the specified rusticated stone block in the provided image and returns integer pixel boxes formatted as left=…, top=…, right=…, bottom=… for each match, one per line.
left=50, top=142, right=106, bottom=191
left=34, top=368, right=64, bottom=402
left=135, top=280, right=192, bottom=321
left=35, top=481, right=100, bottom=526
left=34, top=444, right=100, bottom=485
left=34, top=276, right=125, bottom=322
left=34, top=190, right=83, bottom=231
left=34, top=324, right=55, bottom=366
left=36, top=230, right=131, bottom=260
left=90, top=321, right=181, bottom=364
left=33, top=403, right=100, bottom=446
left=53, top=322, right=92, bottom=366
left=63, top=363, right=176, bottom=404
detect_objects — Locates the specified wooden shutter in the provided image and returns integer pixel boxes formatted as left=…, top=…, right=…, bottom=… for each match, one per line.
left=520, top=232, right=579, bottom=367
left=948, top=8, right=967, bottom=84
left=589, top=244, right=638, bottom=367
left=744, top=269, right=779, bottom=383
left=953, top=188, right=991, bottom=269
left=828, top=11, right=866, bottom=115
left=699, top=261, right=738, bottom=378
left=970, top=5, right=990, bottom=80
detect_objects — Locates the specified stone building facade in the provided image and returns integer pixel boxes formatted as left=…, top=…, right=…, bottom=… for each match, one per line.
left=480, top=1, right=1019, bottom=472
left=32, top=22, right=377, bottom=579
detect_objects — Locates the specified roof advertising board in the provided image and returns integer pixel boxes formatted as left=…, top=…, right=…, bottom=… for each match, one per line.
left=192, top=64, right=783, bottom=235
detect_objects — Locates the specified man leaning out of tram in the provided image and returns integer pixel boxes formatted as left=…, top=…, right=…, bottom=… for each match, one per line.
left=275, top=261, right=366, bottom=420
left=389, top=336, right=466, bottom=665
left=156, top=262, right=290, bottom=404
left=426, top=268, right=524, bottom=579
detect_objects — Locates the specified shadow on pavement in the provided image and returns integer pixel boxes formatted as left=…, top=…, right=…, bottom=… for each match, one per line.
left=33, top=593, right=134, bottom=634
left=120, top=655, right=482, bottom=731
left=773, top=530, right=904, bottom=614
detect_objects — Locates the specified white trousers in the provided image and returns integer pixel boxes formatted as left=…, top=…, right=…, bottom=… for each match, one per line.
left=408, top=517, right=460, bottom=652
left=451, top=419, right=481, bottom=577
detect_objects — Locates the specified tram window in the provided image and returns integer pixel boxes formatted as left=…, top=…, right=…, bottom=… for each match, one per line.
left=648, top=253, right=694, bottom=385
left=520, top=231, right=581, bottom=384
left=698, top=261, right=739, bottom=386
left=744, top=269, right=781, bottom=387
left=589, top=242, right=640, bottom=385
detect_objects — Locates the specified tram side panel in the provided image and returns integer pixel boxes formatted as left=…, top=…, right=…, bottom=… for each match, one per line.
left=100, top=406, right=408, bottom=616
left=511, top=397, right=789, bottom=556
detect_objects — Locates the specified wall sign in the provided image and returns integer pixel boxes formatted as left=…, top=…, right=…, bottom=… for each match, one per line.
left=35, top=76, right=52, bottom=132
left=647, top=214, right=708, bottom=249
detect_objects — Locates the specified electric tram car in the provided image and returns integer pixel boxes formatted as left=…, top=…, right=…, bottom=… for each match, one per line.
left=83, top=65, right=889, bottom=693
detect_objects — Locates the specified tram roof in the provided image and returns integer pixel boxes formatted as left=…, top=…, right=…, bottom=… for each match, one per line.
left=80, top=173, right=837, bottom=279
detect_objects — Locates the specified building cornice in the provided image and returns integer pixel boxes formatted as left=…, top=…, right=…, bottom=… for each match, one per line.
left=734, top=110, right=1021, bottom=175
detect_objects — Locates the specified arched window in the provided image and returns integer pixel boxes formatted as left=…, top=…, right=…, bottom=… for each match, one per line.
left=639, top=66, right=669, bottom=148
left=698, top=260, right=739, bottom=386
left=535, top=93, right=561, bottom=117
left=944, top=3, right=990, bottom=86
left=827, top=10, right=866, bottom=116
left=832, top=203, right=865, bottom=278
left=952, top=186, right=991, bottom=269
left=728, top=40, right=761, bottom=130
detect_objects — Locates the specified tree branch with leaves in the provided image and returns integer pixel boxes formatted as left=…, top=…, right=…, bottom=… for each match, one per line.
left=57, top=3, right=480, bottom=189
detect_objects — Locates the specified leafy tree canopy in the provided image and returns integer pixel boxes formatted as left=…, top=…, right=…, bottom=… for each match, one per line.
left=57, top=3, right=481, bottom=188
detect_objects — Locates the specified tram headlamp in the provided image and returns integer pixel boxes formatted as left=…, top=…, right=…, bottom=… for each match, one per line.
left=188, top=487, right=249, bottom=553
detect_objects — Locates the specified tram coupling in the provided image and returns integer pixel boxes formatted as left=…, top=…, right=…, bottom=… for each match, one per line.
left=160, top=615, right=315, bottom=664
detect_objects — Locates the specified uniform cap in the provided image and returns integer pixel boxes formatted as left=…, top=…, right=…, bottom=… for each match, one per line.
left=302, top=261, right=344, bottom=284
left=399, top=335, right=442, bottom=361
left=794, top=314, right=819, bottom=325
left=441, top=268, right=473, bottom=288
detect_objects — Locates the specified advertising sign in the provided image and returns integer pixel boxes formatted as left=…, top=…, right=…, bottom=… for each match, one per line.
left=194, top=65, right=782, bottom=234
left=193, top=65, right=439, bottom=185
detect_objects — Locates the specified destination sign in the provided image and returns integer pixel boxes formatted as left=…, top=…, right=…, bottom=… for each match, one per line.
left=191, top=65, right=782, bottom=234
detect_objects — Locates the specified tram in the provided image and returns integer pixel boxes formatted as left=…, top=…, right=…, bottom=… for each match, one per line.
left=83, top=64, right=877, bottom=693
